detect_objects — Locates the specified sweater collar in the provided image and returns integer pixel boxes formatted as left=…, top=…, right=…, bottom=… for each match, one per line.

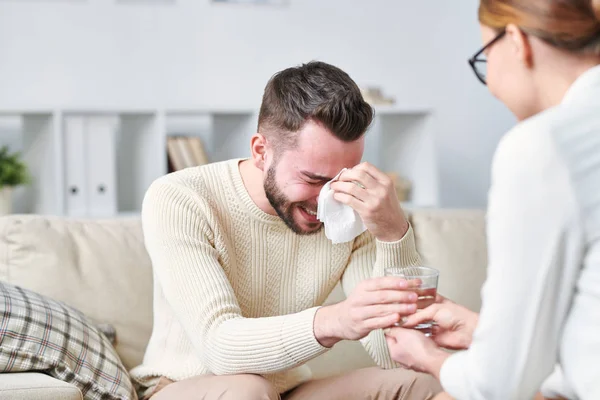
left=228, top=158, right=287, bottom=226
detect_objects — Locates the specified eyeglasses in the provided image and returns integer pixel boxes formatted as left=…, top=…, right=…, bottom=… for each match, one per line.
left=468, top=29, right=506, bottom=85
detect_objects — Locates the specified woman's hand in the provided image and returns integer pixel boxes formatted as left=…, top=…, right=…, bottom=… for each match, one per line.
left=401, top=300, right=479, bottom=350
left=386, top=328, right=557, bottom=400
left=385, top=328, right=449, bottom=378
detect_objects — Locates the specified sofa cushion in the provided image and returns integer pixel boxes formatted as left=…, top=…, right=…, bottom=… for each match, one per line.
left=410, top=209, right=487, bottom=312
left=0, top=215, right=154, bottom=370
left=0, top=372, right=82, bottom=400
left=0, top=282, right=136, bottom=400
left=0, top=209, right=488, bottom=382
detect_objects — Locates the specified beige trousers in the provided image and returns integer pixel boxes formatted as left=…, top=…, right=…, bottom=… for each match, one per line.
left=144, top=367, right=442, bottom=400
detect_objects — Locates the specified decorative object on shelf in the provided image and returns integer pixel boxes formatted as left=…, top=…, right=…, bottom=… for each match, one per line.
left=386, top=172, right=412, bottom=202
left=167, top=135, right=209, bottom=172
left=0, top=146, right=30, bottom=216
left=360, top=86, right=396, bottom=106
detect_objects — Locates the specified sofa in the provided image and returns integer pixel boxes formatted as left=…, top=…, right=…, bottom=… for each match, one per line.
left=0, top=208, right=487, bottom=400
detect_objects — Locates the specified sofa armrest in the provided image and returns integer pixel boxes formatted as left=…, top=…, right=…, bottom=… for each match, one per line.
left=0, top=372, right=82, bottom=400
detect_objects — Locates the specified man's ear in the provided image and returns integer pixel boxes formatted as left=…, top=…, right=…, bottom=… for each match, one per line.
left=250, top=133, right=267, bottom=171
left=506, top=23, right=534, bottom=68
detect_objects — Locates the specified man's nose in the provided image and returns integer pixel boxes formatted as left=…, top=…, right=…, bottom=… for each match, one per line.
left=313, top=183, right=328, bottom=203
left=312, top=189, right=323, bottom=203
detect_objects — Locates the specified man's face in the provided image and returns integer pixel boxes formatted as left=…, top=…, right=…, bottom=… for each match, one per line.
left=264, top=120, right=364, bottom=235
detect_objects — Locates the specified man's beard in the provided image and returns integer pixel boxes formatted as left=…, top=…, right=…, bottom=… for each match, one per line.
left=264, top=164, right=322, bottom=235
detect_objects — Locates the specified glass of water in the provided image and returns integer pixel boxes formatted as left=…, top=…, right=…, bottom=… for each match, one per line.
left=384, top=266, right=440, bottom=336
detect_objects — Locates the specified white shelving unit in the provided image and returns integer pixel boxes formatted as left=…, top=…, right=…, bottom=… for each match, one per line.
left=0, top=110, right=62, bottom=215
left=0, top=105, right=438, bottom=217
left=364, top=107, right=438, bottom=208
left=113, top=113, right=162, bottom=214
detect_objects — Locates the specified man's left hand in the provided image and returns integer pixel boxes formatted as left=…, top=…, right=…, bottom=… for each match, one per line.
left=330, top=162, right=409, bottom=242
left=385, top=327, right=449, bottom=378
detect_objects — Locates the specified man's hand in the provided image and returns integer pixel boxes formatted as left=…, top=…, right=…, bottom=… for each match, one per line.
left=385, top=327, right=449, bottom=378
left=401, top=302, right=479, bottom=350
left=330, top=162, right=409, bottom=242
left=314, top=276, right=419, bottom=348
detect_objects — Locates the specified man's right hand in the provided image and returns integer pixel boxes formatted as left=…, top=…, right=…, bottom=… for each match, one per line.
left=401, top=301, right=479, bottom=350
left=313, top=277, right=419, bottom=348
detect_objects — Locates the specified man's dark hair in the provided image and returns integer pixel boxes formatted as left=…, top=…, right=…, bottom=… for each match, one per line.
left=257, top=61, right=374, bottom=151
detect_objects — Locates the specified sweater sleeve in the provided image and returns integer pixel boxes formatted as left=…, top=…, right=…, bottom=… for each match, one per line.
left=340, top=224, right=422, bottom=369
left=439, top=126, right=584, bottom=399
left=141, top=180, right=328, bottom=376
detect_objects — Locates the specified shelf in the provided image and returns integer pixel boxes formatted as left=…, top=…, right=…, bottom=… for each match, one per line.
left=116, top=211, right=142, bottom=218
left=116, top=113, right=164, bottom=215
left=372, top=105, right=431, bottom=115
left=363, top=111, right=438, bottom=208
left=0, top=107, right=257, bottom=115
left=166, top=107, right=256, bottom=115
left=62, top=109, right=158, bottom=116
left=0, top=112, right=61, bottom=215
left=0, top=106, right=439, bottom=217
left=0, top=109, right=56, bottom=116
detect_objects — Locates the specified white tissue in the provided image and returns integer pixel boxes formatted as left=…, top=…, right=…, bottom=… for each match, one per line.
left=317, top=168, right=367, bottom=244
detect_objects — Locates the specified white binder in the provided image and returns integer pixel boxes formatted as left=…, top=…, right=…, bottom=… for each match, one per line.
left=63, top=116, right=88, bottom=217
left=85, top=117, right=118, bottom=217
left=63, top=115, right=118, bottom=217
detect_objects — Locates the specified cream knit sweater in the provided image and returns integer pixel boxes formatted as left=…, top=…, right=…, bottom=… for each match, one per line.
left=129, top=159, right=421, bottom=393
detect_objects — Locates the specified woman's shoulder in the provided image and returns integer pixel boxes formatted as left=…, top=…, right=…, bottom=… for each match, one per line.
left=495, top=102, right=599, bottom=179
left=499, top=103, right=570, bottom=146
left=492, top=111, right=561, bottom=175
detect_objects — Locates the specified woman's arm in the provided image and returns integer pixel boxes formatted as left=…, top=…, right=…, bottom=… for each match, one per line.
left=386, top=126, right=583, bottom=400
left=438, top=126, right=584, bottom=399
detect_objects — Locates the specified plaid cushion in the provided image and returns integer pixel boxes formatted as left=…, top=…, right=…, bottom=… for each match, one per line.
left=0, top=282, right=137, bottom=400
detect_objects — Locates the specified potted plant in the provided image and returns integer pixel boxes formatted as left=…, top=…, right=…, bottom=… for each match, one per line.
left=0, top=146, right=30, bottom=215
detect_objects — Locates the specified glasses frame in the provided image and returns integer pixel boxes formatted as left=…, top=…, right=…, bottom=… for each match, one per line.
left=468, top=29, right=506, bottom=85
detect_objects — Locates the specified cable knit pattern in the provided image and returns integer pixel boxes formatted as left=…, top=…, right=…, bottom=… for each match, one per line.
left=129, top=159, right=421, bottom=393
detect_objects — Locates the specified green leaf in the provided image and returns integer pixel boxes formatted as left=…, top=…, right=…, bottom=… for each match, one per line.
left=0, top=145, right=31, bottom=189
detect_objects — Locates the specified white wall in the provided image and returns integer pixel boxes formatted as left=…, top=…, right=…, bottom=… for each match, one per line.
left=0, top=0, right=516, bottom=208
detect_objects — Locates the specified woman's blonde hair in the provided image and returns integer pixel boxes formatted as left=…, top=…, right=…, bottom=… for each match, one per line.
left=479, top=0, right=600, bottom=55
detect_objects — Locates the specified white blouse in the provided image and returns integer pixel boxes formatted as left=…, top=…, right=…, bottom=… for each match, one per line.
left=440, top=65, right=600, bottom=400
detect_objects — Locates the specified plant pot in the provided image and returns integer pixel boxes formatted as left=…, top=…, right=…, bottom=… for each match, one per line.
left=0, top=187, right=13, bottom=216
